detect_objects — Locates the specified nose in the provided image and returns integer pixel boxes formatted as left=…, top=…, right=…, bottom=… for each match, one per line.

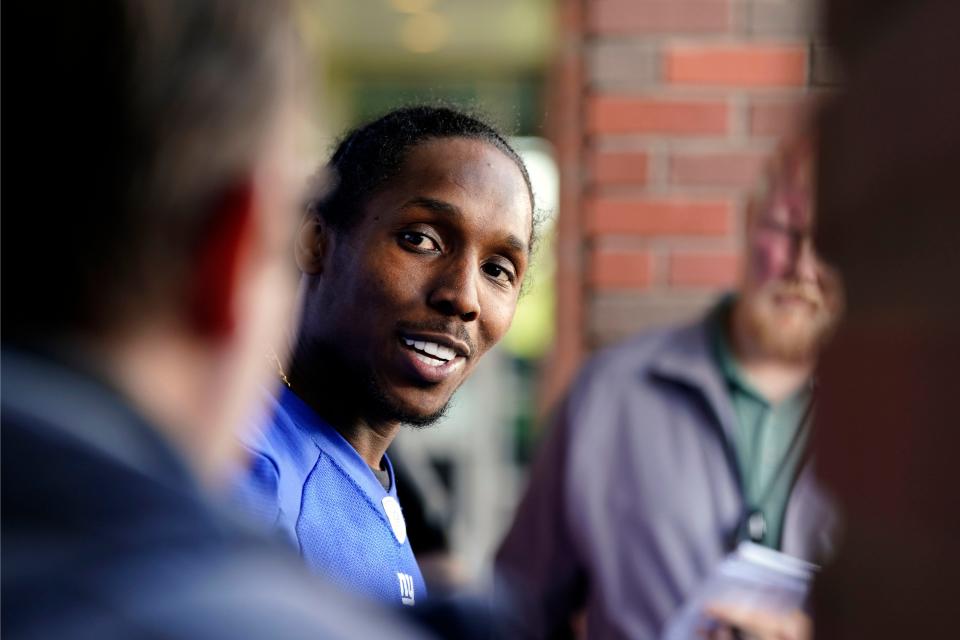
left=790, top=234, right=820, bottom=284
left=428, top=257, right=480, bottom=322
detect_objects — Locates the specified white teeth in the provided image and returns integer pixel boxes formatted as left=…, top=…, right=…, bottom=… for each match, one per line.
left=414, top=352, right=444, bottom=367
left=402, top=337, right=458, bottom=362
left=435, top=345, right=456, bottom=360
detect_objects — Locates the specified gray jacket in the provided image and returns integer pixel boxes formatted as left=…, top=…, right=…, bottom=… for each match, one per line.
left=496, top=313, right=837, bottom=639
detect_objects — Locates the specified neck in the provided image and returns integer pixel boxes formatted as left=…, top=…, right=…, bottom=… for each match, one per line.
left=336, top=418, right=400, bottom=470
left=73, top=321, right=243, bottom=486
left=288, top=345, right=401, bottom=469
left=729, top=303, right=815, bottom=404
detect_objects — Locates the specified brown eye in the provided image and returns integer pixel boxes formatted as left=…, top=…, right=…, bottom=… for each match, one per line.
left=398, top=231, right=440, bottom=252
left=482, top=261, right=516, bottom=284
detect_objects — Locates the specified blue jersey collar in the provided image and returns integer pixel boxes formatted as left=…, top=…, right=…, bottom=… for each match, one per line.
left=277, top=387, right=398, bottom=502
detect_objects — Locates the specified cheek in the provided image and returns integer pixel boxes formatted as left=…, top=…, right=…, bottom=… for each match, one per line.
left=338, top=246, right=428, bottom=332
left=319, top=245, right=397, bottom=336
left=750, top=234, right=792, bottom=285
left=353, top=247, right=428, bottom=315
left=478, top=289, right=519, bottom=348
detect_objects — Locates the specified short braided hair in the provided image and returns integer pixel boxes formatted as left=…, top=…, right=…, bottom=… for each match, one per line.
left=311, top=105, right=536, bottom=251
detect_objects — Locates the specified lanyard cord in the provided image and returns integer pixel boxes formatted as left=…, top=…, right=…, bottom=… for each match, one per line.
left=736, top=392, right=816, bottom=546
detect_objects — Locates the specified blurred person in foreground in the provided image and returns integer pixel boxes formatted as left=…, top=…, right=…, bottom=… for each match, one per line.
left=496, top=133, right=843, bottom=639
left=0, top=2, right=427, bottom=638
left=812, top=0, right=960, bottom=637
left=232, top=106, right=536, bottom=608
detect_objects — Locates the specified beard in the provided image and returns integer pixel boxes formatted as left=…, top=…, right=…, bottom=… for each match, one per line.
left=739, top=277, right=844, bottom=362
left=361, top=367, right=451, bottom=428
left=290, top=340, right=451, bottom=430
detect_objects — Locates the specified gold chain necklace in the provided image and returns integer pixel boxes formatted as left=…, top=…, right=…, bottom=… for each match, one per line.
left=267, top=349, right=291, bottom=388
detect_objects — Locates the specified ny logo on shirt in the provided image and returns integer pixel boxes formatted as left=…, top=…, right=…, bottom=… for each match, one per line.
left=397, top=572, right=415, bottom=606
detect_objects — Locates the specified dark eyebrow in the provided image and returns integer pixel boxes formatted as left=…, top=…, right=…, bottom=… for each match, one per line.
left=402, top=195, right=530, bottom=258
left=401, top=196, right=462, bottom=218
left=503, top=234, right=529, bottom=257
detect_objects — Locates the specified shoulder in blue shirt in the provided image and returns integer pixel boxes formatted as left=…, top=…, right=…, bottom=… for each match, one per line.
left=233, top=387, right=426, bottom=607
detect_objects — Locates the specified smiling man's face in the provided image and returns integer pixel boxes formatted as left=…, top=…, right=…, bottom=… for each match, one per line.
left=300, top=136, right=532, bottom=425
left=739, top=139, right=843, bottom=362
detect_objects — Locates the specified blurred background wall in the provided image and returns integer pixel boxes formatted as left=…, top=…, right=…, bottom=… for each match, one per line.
left=296, top=0, right=555, bottom=139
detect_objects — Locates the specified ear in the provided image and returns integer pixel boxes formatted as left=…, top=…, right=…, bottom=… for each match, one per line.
left=294, top=213, right=326, bottom=275
left=188, top=181, right=256, bottom=338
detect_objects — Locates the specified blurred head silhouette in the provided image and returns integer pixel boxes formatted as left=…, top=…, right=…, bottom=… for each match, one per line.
left=736, top=133, right=844, bottom=363
left=4, top=0, right=309, bottom=479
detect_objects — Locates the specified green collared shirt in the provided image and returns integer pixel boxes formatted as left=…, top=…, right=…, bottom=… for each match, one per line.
left=709, top=297, right=812, bottom=549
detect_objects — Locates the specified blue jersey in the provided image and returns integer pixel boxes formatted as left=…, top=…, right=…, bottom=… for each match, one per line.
left=232, top=387, right=426, bottom=608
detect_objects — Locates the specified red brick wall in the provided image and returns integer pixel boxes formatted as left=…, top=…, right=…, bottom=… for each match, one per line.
left=544, top=0, right=818, bottom=405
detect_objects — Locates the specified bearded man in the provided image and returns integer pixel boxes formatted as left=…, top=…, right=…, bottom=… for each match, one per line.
left=495, top=133, right=844, bottom=640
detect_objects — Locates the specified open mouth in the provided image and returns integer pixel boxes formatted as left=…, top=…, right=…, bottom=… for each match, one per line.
left=401, top=337, right=457, bottom=367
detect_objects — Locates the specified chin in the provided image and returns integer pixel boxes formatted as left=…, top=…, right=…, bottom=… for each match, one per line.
left=366, top=378, right=452, bottom=428
left=769, top=313, right=839, bottom=361
left=746, top=299, right=831, bottom=362
left=763, top=329, right=819, bottom=362
left=391, top=399, right=450, bottom=428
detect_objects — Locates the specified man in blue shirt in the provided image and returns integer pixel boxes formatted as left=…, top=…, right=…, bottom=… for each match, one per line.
left=233, top=106, right=537, bottom=608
